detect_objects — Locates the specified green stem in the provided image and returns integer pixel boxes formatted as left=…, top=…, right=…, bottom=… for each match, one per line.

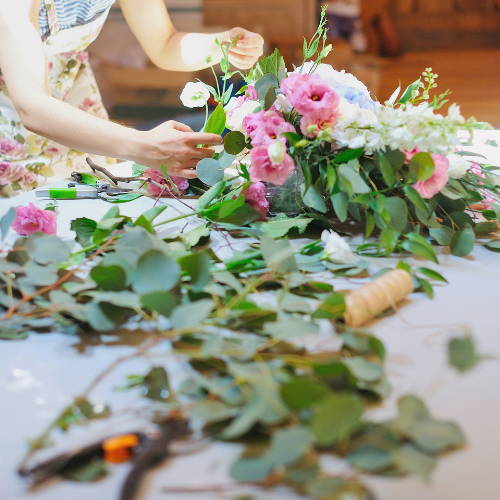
left=154, top=212, right=198, bottom=228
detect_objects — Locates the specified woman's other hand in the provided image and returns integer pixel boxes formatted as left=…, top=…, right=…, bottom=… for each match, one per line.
left=224, top=27, right=264, bottom=70
left=136, top=121, right=221, bottom=179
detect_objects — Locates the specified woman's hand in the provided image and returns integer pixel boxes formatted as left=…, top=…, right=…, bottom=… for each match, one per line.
left=135, top=121, right=221, bottom=179
left=223, top=27, right=264, bottom=70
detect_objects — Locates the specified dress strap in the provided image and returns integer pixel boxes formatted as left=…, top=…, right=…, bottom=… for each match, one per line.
left=42, top=0, right=60, bottom=36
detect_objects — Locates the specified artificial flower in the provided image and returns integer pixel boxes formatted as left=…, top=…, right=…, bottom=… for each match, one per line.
left=12, top=203, right=57, bottom=236
left=250, top=145, right=295, bottom=185
left=321, top=230, right=356, bottom=264
left=180, top=82, right=210, bottom=108
left=243, top=182, right=269, bottom=219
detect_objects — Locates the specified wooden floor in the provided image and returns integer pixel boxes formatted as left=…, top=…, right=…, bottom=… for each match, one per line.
left=377, top=48, right=500, bottom=127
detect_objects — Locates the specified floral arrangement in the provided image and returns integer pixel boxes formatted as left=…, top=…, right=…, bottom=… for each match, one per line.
left=180, top=10, right=499, bottom=262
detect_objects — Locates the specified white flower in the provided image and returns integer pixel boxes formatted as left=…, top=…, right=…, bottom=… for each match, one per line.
left=273, top=93, right=293, bottom=113
left=447, top=154, right=471, bottom=179
left=268, top=141, right=285, bottom=165
left=180, top=82, right=210, bottom=108
left=225, top=97, right=260, bottom=131
left=321, top=230, right=356, bottom=264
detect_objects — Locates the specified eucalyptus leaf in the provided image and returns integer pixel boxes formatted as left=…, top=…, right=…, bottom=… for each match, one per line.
left=132, top=250, right=180, bottom=294
left=170, top=299, right=214, bottom=329
left=448, top=336, right=480, bottom=373
left=196, top=158, right=225, bottom=186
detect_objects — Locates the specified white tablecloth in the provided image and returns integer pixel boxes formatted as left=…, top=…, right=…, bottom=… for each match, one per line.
left=1, top=131, right=500, bottom=500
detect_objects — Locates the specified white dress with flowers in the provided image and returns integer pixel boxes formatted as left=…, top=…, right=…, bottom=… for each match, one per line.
left=0, top=0, right=115, bottom=197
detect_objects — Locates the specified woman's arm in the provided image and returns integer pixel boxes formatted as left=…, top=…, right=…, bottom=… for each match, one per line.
left=119, top=0, right=264, bottom=71
left=0, top=0, right=220, bottom=178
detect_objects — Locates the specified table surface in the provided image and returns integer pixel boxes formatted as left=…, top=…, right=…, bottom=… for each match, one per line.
left=1, top=130, right=500, bottom=500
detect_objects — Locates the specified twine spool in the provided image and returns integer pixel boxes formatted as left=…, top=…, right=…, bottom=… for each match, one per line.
left=344, top=269, right=414, bottom=328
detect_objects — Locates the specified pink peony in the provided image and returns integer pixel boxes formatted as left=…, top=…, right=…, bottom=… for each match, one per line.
left=243, top=110, right=295, bottom=147
left=12, top=204, right=57, bottom=236
left=243, top=181, right=269, bottom=219
left=405, top=150, right=449, bottom=199
left=145, top=169, right=189, bottom=198
left=280, top=73, right=340, bottom=116
left=0, top=138, right=24, bottom=157
left=300, top=110, right=338, bottom=138
left=0, top=162, right=26, bottom=186
left=250, top=145, right=295, bottom=186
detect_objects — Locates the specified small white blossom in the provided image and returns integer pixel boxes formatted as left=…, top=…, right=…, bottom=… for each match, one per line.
left=180, top=82, right=210, bottom=108
left=268, top=141, right=286, bottom=165
left=321, top=230, right=357, bottom=264
left=447, top=154, right=471, bottom=179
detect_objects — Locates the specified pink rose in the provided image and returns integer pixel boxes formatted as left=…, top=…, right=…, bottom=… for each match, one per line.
left=243, top=181, right=269, bottom=219
left=0, top=138, right=24, bottom=157
left=300, top=110, right=338, bottom=138
left=250, top=145, right=295, bottom=186
left=406, top=150, right=449, bottom=199
left=145, top=169, right=189, bottom=198
left=12, top=203, right=57, bottom=236
left=243, top=110, right=295, bottom=147
left=280, top=73, right=340, bottom=116
left=0, top=162, right=26, bottom=185
left=22, top=171, right=38, bottom=188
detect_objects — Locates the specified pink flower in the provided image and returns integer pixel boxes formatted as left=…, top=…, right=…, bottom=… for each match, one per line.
left=0, top=162, right=26, bottom=185
left=145, top=169, right=189, bottom=198
left=405, top=150, right=449, bottom=199
left=280, top=73, right=340, bottom=116
left=12, top=204, right=57, bottom=236
left=80, top=98, right=96, bottom=112
left=243, top=182, right=269, bottom=219
left=300, top=110, right=338, bottom=138
left=245, top=85, right=258, bottom=100
left=250, top=145, right=295, bottom=186
left=0, top=138, right=24, bottom=157
left=22, top=171, right=38, bottom=187
left=243, top=110, right=295, bottom=147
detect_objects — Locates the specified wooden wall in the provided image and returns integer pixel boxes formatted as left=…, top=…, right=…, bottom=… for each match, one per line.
left=391, top=0, right=500, bottom=50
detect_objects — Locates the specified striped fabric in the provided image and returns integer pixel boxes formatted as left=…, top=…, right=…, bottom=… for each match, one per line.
left=39, top=0, right=115, bottom=38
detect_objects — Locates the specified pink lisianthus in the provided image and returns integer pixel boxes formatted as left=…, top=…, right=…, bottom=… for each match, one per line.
left=243, top=110, right=295, bottom=147
left=243, top=182, right=269, bottom=219
left=0, top=138, right=24, bottom=157
left=300, top=110, right=338, bottom=138
left=12, top=203, right=57, bottom=236
left=250, top=145, right=295, bottom=186
left=0, top=162, right=26, bottom=185
left=145, top=168, right=189, bottom=198
left=280, top=73, right=340, bottom=116
left=405, top=150, right=449, bottom=199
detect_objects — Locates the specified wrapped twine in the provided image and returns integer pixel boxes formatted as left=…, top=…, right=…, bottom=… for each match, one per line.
left=344, top=270, right=414, bottom=327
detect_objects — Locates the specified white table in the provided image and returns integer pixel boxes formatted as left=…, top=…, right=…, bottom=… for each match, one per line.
left=1, top=131, right=500, bottom=500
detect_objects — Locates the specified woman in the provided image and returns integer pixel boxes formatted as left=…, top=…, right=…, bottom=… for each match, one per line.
left=0, top=0, right=264, bottom=196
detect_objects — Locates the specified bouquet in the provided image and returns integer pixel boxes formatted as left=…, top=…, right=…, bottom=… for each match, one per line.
left=180, top=10, right=500, bottom=260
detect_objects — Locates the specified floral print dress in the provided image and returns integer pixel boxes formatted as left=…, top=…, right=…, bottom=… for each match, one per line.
left=0, top=0, right=115, bottom=197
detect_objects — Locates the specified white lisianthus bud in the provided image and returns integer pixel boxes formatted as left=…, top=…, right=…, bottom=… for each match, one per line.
left=268, top=141, right=286, bottom=165
left=180, top=82, right=210, bottom=108
left=321, top=230, right=357, bottom=264
left=447, top=154, right=471, bottom=179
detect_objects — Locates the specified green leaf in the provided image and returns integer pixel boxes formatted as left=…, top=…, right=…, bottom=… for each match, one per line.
left=265, top=426, right=313, bottom=467
left=393, top=444, right=436, bottom=480
left=260, top=236, right=297, bottom=274
left=379, top=227, right=400, bottom=255
left=399, top=78, right=421, bottom=104
left=140, top=291, right=176, bottom=316
left=450, top=225, right=475, bottom=257
left=344, top=357, right=383, bottom=383
left=448, top=336, right=480, bottom=373
left=311, top=393, right=364, bottom=446
left=417, top=267, right=448, bottom=283
left=105, top=193, right=142, bottom=204
left=255, top=48, right=286, bottom=81
left=404, top=185, right=429, bottom=215
left=197, top=181, right=226, bottom=210
left=339, top=163, right=370, bottom=194
left=331, top=192, right=348, bottom=222
left=84, top=291, right=140, bottom=310
left=312, top=293, right=346, bottom=320
left=26, top=234, right=71, bottom=264
left=348, top=446, right=393, bottom=473
left=143, top=366, right=170, bottom=401
left=63, top=457, right=108, bottom=482
left=183, top=224, right=210, bottom=248
left=429, top=226, right=453, bottom=246
left=132, top=250, right=180, bottom=294
left=401, top=234, right=438, bottom=263
left=474, top=222, right=498, bottom=235
left=71, top=217, right=97, bottom=248
left=170, top=299, right=214, bottom=329
left=409, top=152, right=435, bottom=182
left=256, top=218, right=312, bottom=238
left=224, top=131, right=247, bottom=155
left=255, top=73, right=279, bottom=102
left=485, top=240, right=500, bottom=252
left=90, top=264, right=127, bottom=291
left=410, top=418, right=465, bottom=454
left=265, top=317, right=319, bottom=340
left=196, top=158, right=225, bottom=186
left=0, top=207, right=16, bottom=241
left=376, top=153, right=395, bottom=187
left=302, top=185, right=327, bottom=213
left=24, top=261, right=58, bottom=286
left=385, top=197, right=408, bottom=232
left=141, top=205, right=167, bottom=223
left=281, top=377, right=329, bottom=410
left=334, top=148, right=364, bottom=164
left=230, top=457, right=271, bottom=483
left=179, top=251, right=211, bottom=292
left=203, top=103, right=226, bottom=135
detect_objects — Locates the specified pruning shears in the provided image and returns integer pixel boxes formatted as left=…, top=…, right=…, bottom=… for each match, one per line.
left=19, top=418, right=189, bottom=500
